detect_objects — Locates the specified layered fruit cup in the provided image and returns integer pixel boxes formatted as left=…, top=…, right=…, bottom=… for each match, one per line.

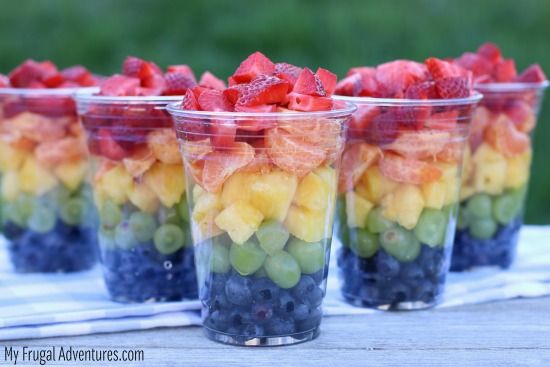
left=169, top=52, right=355, bottom=346
left=334, top=58, right=481, bottom=309
left=451, top=43, right=548, bottom=270
left=0, top=60, right=98, bottom=273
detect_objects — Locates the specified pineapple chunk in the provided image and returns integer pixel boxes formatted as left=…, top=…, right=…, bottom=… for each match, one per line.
left=345, top=191, right=373, bottom=228
left=0, top=141, right=28, bottom=172
left=96, top=164, right=133, bottom=205
left=19, top=157, right=58, bottom=195
left=144, top=162, right=186, bottom=207
left=360, top=165, right=399, bottom=204
left=192, top=191, right=222, bottom=222
left=294, top=171, right=329, bottom=211
left=128, top=181, right=160, bottom=213
left=193, top=211, right=223, bottom=243
left=192, top=185, right=205, bottom=203
left=472, top=143, right=508, bottom=195
left=422, top=181, right=446, bottom=210
left=461, top=145, right=473, bottom=185
left=54, top=160, right=87, bottom=191
left=314, top=166, right=338, bottom=222
left=215, top=200, right=264, bottom=244
left=438, top=163, right=460, bottom=206
left=460, top=184, right=476, bottom=201
left=285, top=205, right=329, bottom=243
left=505, top=148, right=531, bottom=189
left=249, top=170, right=298, bottom=221
left=221, top=172, right=253, bottom=207
left=1, top=171, right=20, bottom=202
left=383, top=184, right=424, bottom=230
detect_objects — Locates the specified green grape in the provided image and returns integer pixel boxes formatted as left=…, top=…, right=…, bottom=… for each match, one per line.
left=129, top=211, right=157, bottom=242
left=154, top=224, right=185, bottom=254
left=367, top=207, right=395, bottom=233
left=59, top=198, right=86, bottom=226
left=466, top=193, right=492, bottom=218
left=287, top=238, right=326, bottom=273
left=210, top=242, right=231, bottom=273
left=264, top=251, right=301, bottom=289
left=229, top=240, right=267, bottom=276
left=27, top=204, right=56, bottom=233
left=456, top=208, right=470, bottom=230
left=158, top=206, right=180, bottom=226
left=350, top=228, right=379, bottom=258
left=45, top=185, right=71, bottom=209
left=13, top=193, right=35, bottom=226
left=380, top=226, right=421, bottom=262
left=176, top=195, right=190, bottom=223
left=469, top=217, right=497, bottom=240
left=255, top=219, right=290, bottom=255
left=115, top=221, right=139, bottom=249
left=98, top=228, right=116, bottom=250
left=492, top=192, right=520, bottom=225
left=100, top=200, right=122, bottom=228
left=414, top=208, right=447, bottom=247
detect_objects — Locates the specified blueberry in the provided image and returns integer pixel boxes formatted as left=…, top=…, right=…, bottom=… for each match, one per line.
left=228, top=308, right=251, bottom=328
left=413, top=280, right=436, bottom=303
left=387, top=283, right=411, bottom=304
left=296, top=308, right=322, bottom=332
left=225, top=274, right=253, bottom=306
left=251, top=278, right=280, bottom=302
left=277, top=292, right=296, bottom=318
left=292, top=276, right=316, bottom=301
left=376, top=251, right=400, bottom=278
left=251, top=302, right=274, bottom=324
left=293, top=303, right=310, bottom=321
left=241, top=323, right=265, bottom=339
left=206, top=310, right=229, bottom=331
left=266, top=317, right=295, bottom=335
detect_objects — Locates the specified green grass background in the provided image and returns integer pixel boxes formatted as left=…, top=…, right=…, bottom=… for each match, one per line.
left=1, top=0, right=549, bottom=223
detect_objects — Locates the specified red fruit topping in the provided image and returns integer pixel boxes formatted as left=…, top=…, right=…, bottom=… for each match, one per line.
left=335, top=73, right=363, bottom=96
left=61, top=66, right=95, bottom=86
left=287, top=92, right=332, bottom=112
left=135, top=87, right=163, bottom=96
left=315, top=68, right=337, bottom=95
left=182, top=89, right=200, bottom=110
left=210, top=119, right=237, bottom=149
left=199, top=71, right=226, bottom=90
left=236, top=75, right=290, bottom=106
left=405, top=81, right=437, bottom=99
left=347, top=67, right=376, bottom=77
left=274, top=63, right=302, bottom=85
left=454, top=52, right=493, bottom=77
left=363, top=112, right=400, bottom=145
left=379, top=153, right=442, bottom=185
left=198, top=89, right=233, bottom=112
left=426, top=57, right=465, bottom=80
left=100, top=75, right=140, bottom=96
left=292, top=67, right=326, bottom=96
left=164, top=71, right=196, bottom=95
left=42, top=72, right=65, bottom=88
left=515, top=64, right=547, bottom=83
left=122, top=56, right=145, bottom=78
left=477, top=43, right=502, bottom=63
left=435, top=77, right=470, bottom=99
left=232, top=52, right=276, bottom=83
left=142, top=73, right=167, bottom=92
left=98, top=128, right=129, bottom=160
left=348, top=104, right=380, bottom=138
left=494, top=59, right=517, bottom=82
left=9, top=59, right=49, bottom=87
left=375, top=60, right=427, bottom=97
left=167, top=64, right=197, bottom=83
left=234, top=104, right=276, bottom=131
left=139, top=62, right=162, bottom=81
left=0, top=74, right=9, bottom=87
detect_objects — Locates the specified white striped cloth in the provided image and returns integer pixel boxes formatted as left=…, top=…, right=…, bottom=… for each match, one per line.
left=1, top=226, right=549, bottom=340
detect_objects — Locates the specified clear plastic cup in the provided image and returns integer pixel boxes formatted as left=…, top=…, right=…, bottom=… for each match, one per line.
left=168, top=102, right=355, bottom=346
left=452, top=82, right=549, bottom=270
left=334, top=93, right=481, bottom=310
left=76, top=92, right=197, bottom=302
left=0, top=87, right=98, bottom=272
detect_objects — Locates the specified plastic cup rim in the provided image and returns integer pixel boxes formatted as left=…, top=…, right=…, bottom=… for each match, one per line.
left=473, top=80, right=549, bottom=93
left=333, top=91, right=483, bottom=107
left=74, top=89, right=184, bottom=105
left=0, top=86, right=99, bottom=97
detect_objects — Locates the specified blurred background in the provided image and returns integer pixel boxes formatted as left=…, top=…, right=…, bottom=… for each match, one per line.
left=0, top=0, right=549, bottom=223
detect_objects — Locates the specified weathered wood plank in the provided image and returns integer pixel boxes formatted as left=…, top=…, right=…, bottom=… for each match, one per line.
left=4, top=298, right=550, bottom=366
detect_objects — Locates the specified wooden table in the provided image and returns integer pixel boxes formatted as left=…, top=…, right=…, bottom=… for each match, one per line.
left=4, top=297, right=549, bottom=366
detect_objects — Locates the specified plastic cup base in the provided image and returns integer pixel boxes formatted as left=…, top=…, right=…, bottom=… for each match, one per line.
left=203, top=326, right=320, bottom=347
left=342, top=293, right=441, bottom=311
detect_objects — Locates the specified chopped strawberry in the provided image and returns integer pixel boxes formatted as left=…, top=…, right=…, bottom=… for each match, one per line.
left=42, top=72, right=65, bottom=88
left=191, top=86, right=208, bottom=99
left=122, top=56, right=145, bottom=78
left=235, top=75, right=290, bottom=106
left=182, top=89, right=200, bottom=110
left=198, top=89, right=234, bottom=111
left=0, top=74, right=9, bottom=87
left=9, top=59, right=47, bottom=87
left=135, top=87, right=163, bottom=96
left=347, top=105, right=380, bottom=139
left=164, top=72, right=196, bottom=95
left=59, top=81, right=81, bottom=88
left=139, top=62, right=163, bottom=82
left=274, top=63, right=302, bottom=85
left=28, top=80, right=46, bottom=88
left=515, top=64, right=547, bottom=83
left=494, top=59, right=517, bottom=82
left=405, top=81, right=437, bottom=99
left=315, top=68, right=337, bottom=96
left=61, top=66, right=95, bottom=86
left=435, top=77, right=470, bottom=99
left=347, top=67, right=376, bottom=77
left=141, top=73, right=166, bottom=92
left=167, top=64, right=197, bottom=83
left=454, top=52, right=493, bottom=77
left=234, top=104, right=276, bottom=131
left=210, top=119, right=237, bottom=149
left=335, top=73, right=362, bottom=96
left=477, top=42, right=502, bottom=63
left=98, top=128, right=129, bottom=160
left=292, top=67, right=325, bottom=96
left=286, top=92, right=332, bottom=112
left=364, top=112, right=400, bottom=145
left=375, top=60, right=427, bottom=96
left=199, top=71, right=225, bottom=90
left=425, top=57, right=464, bottom=80
left=232, top=51, right=275, bottom=83
left=100, top=75, right=140, bottom=96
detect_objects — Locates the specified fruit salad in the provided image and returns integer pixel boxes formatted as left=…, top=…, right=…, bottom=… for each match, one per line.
left=0, top=60, right=98, bottom=272
left=451, top=43, right=548, bottom=270
left=76, top=57, right=224, bottom=302
left=168, top=52, right=355, bottom=345
left=334, top=58, right=481, bottom=309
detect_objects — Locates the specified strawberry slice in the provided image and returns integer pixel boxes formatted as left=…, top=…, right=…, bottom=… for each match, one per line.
left=210, top=119, right=237, bottom=149
left=61, top=66, right=95, bottom=86
left=0, top=74, right=9, bottom=87
left=363, top=111, right=400, bottom=145
left=201, top=142, right=254, bottom=192
left=515, top=64, right=547, bottom=83
left=477, top=43, right=502, bottom=63
left=293, top=67, right=326, bottom=96
left=182, top=89, right=200, bottom=110
left=98, top=128, right=129, bottom=160
left=167, top=64, right=197, bottom=83
left=435, top=77, right=470, bottom=99
left=232, top=51, right=276, bottom=83
left=139, top=61, right=163, bottom=80
left=199, top=71, right=226, bottom=90
left=405, top=81, right=437, bottom=99
left=42, top=72, right=65, bottom=88
left=287, top=92, right=332, bottom=112
left=198, top=89, right=234, bottom=111
left=179, top=91, right=208, bottom=141
left=454, top=52, right=493, bottom=77
left=348, top=105, right=380, bottom=139
left=347, top=67, right=376, bottom=77
left=100, top=75, right=140, bottom=96
left=142, top=73, right=166, bottom=92
left=494, top=59, right=517, bottom=82
left=316, top=68, right=337, bottom=95
left=164, top=72, right=196, bottom=95
left=425, top=57, right=464, bottom=80
left=235, top=75, right=290, bottom=106
left=375, top=60, right=427, bottom=97
left=9, top=59, right=47, bottom=87
left=335, top=73, right=362, bottom=96
left=122, top=56, right=145, bottom=77
left=234, top=104, right=276, bottom=131
left=274, top=63, right=302, bottom=85
left=190, top=86, right=208, bottom=99
left=379, top=153, right=442, bottom=185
